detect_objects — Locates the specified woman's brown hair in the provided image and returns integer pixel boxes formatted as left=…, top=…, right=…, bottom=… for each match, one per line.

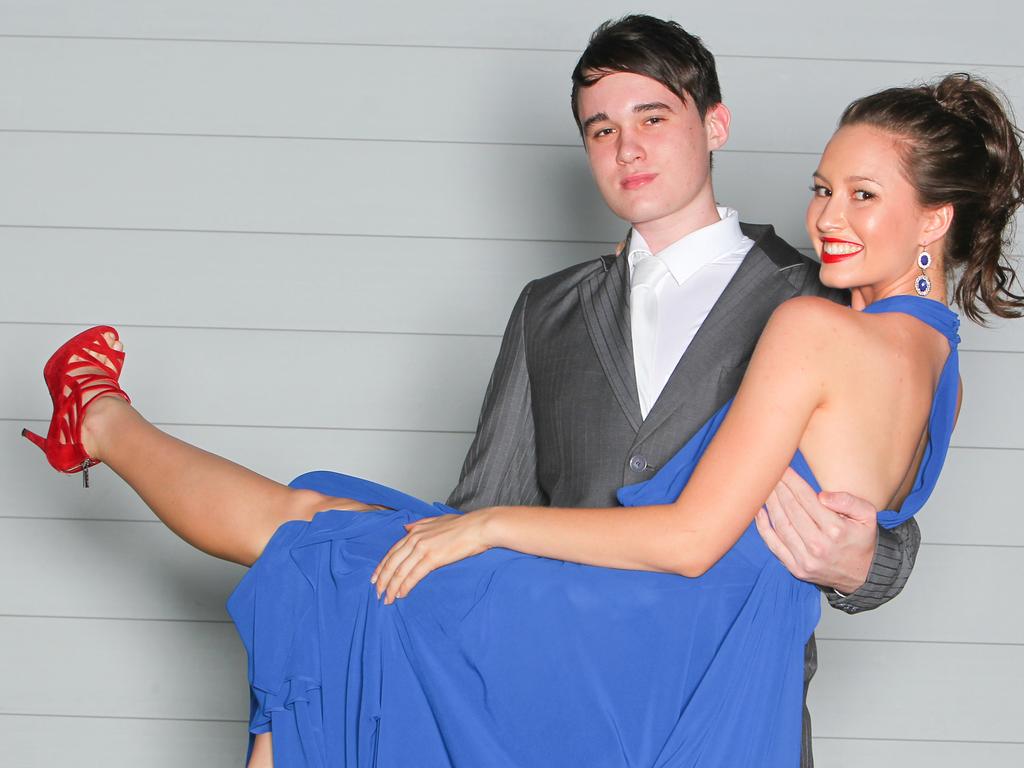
left=841, top=73, right=1024, bottom=322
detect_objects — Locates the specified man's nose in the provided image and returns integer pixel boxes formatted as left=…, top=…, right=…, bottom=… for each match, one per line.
left=616, top=130, right=645, bottom=164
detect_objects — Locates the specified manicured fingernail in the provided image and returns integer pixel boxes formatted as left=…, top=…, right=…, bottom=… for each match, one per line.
left=370, top=574, right=377, bottom=584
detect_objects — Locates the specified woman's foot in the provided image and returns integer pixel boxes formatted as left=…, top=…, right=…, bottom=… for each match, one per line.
left=22, top=326, right=131, bottom=483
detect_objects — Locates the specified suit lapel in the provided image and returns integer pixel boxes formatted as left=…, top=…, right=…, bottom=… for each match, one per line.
left=636, top=239, right=799, bottom=445
left=579, top=240, right=643, bottom=433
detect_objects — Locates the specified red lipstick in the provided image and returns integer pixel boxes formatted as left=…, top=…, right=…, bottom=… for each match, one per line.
left=819, top=236, right=864, bottom=264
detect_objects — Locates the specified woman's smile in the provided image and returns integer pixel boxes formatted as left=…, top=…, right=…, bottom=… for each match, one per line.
left=820, top=237, right=864, bottom=263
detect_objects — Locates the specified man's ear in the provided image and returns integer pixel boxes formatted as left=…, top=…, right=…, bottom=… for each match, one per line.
left=704, top=102, right=731, bottom=151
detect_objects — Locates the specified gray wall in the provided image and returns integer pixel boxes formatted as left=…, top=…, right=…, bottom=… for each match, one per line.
left=1, top=1, right=1021, bottom=765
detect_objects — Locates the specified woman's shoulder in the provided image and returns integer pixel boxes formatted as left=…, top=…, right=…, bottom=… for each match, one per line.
left=758, top=296, right=885, bottom=374
left=763, top=296, right=863, bottom=345
left=762, top=295, right=939, bottom=381
left=770, top=295, right=851, bottom=322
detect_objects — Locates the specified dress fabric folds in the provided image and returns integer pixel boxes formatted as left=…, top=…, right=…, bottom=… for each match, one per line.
left=228, top=296, right=960, bottom=767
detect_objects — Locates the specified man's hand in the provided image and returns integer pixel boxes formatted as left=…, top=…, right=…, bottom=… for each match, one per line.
left=755, top=468, right=878, bottom=594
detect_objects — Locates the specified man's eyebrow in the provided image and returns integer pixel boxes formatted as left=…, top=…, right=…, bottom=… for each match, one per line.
left=581, top=101, right=676, bottom=131
left=633, top=101, right=674, bottom=113
left=581, top=112, right=609, bottom=131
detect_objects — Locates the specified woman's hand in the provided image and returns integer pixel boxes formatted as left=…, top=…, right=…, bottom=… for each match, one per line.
left=371, top=510, right=493, bottom=604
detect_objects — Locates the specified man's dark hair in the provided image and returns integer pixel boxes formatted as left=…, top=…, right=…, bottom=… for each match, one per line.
left=570, top=15, right=722, bottom=135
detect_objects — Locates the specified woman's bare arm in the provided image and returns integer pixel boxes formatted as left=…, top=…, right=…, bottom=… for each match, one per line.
left=374, top=298, right=839, bottom=599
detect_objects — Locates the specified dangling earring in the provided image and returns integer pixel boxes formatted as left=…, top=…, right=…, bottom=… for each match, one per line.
left=915, top=248, right=932, bottom=296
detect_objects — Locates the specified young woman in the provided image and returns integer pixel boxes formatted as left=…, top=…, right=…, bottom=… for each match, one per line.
left=23, top=74, right=1024, bottom=767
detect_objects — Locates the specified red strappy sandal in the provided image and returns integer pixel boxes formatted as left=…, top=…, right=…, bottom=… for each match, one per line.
left=22, top=325, right=131, bottom=487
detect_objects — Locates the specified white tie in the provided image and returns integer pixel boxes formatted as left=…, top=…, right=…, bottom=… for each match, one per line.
left=630, top=253, right=669, bottom=419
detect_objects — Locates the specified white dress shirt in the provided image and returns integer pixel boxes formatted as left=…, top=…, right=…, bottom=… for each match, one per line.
left=628, top=207, right=755, bottom=419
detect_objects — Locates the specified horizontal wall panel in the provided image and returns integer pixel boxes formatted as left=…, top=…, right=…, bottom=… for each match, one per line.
left=958, top=301, right=1024, bottom=353
left=955, top=351, right=1024, bottom=449
left=0, top=38, right=581, bottom=148
left=3, top=133, right=1020, bottom=256
left=813, top=738, right=1024, bottom=768
left=0, top=227, right=594, bottom=336
left=3, top=325, right=499, bottom=434
left=0, top=714, right=246, bottom=768
left=3, top=519, right=1020, bottom=642
left=811, top=639, right=1024, bottom=742
left=2, top=37, right=1021, bottom=156
left=924, top=448, right=1024, bottom=545
left=0, top=133, right=618, bottom=244
left=0, top=518, right=245, bottom=621
left=6, top=330, right=1018, bottom=445
left=722, top=60, right=1024, bottom=158
left=816, top=545, right=1024, bottom=644
left=15, top=721, right=1019, bottom=768
left=2, top=226, right=1020, bottom=350
left=5, top=423, right=473, bottom=522
left=2, top=234, right=1022, bottom=354
left=0, top=616, right=247, bottom=721
left=2, top=0, right=1020, bottom=66
left=4, top=618, right=1019, bottom=743
left=5, top=435, right=1020, bottom=545
left=17, top=436, right=1016, bottom=543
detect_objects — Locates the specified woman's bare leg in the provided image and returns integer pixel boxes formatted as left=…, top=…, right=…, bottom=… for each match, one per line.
left=69, top=336, right=381, bottom=566
left=248, top=733, right=273, bottom=768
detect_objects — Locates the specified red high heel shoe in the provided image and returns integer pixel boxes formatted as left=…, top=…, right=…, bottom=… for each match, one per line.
left=22, top=325, right=131, bottom=487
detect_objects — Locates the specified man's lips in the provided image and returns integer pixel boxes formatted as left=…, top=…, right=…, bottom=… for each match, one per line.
left=820, top=236, right=864, bottom=264
left=621, top=173, right=658, bottom=190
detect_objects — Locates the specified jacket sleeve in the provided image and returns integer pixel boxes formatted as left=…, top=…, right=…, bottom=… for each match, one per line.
left=446, top=283, right=548, bottom=511
left=825, top=519, right=922, bottom=613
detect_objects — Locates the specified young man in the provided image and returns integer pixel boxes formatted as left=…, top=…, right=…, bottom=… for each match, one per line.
left=448, top=15, right=920, bottom=766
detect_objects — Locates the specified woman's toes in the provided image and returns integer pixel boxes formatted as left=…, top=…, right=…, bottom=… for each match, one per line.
left=102, top=331, right=123, bottom=353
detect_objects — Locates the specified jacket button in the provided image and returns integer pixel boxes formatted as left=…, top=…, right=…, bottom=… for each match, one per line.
left=629, top=455, right=648, bottom=472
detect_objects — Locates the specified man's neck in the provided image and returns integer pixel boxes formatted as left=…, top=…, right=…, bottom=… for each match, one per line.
left=631, top=197, right=722, bottom=255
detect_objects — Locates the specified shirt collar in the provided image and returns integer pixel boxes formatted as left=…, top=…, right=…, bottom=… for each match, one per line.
left=628, top=207, right=747, bottom=286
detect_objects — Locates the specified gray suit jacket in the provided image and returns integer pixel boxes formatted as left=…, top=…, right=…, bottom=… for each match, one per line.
left=448, top=223, right=922, bottom=766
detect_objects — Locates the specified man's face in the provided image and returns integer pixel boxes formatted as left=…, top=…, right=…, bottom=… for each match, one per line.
left=576, top=72, right=729, bottom=241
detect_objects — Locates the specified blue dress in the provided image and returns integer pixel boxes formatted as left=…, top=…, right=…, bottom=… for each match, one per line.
left=228, top=296, right=960, bottom=767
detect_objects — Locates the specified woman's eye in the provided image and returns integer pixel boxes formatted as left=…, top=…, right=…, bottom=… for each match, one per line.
left=853, top=190, right=875, bottom=201
left=809, top=184, right=831, bottom=198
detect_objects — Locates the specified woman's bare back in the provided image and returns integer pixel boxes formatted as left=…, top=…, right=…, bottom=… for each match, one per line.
left=794, top=297, right=958, bottom=512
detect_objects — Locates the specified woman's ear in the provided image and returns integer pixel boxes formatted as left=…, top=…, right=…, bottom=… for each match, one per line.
left=921, top=202, right=954, bottom=247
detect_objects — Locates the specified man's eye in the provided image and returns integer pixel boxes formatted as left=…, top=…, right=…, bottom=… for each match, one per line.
left=809, top=184, right=831, bottom=198
left=646, top=116, right=664, bottom=125
left=592, top=127, right=614, bottom=139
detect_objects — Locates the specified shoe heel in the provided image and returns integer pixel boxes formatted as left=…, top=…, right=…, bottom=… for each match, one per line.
left=21, top=428, right=46, bottom=451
